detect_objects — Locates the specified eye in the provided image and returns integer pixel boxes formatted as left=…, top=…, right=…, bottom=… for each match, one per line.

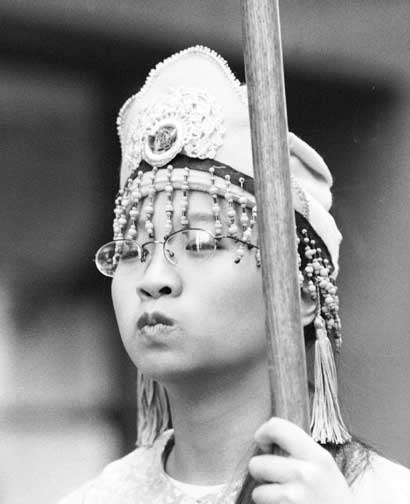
left=165, top=229, right=218, bottom=262
left=184, top=232, right=215, bottom=253
left=120, top=243, right=141, bottom=261
left=185, top=240, right=214, bottom=252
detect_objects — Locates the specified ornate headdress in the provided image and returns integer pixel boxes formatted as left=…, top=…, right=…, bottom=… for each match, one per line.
left=113, top=46, right=350, bottom=446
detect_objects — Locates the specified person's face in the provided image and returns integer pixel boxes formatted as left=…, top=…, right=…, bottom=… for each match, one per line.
left=111, top=188, right=268, bottom=384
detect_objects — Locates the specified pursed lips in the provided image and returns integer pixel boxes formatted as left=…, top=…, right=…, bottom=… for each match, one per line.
left=137, top=311, right=175, bottom=330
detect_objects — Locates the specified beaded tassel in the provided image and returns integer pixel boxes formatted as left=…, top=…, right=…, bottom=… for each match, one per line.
left=125, top=170, right=143, bottom=240
left=310, top=310, right=351, bottom=444
left=180, top=167, right=190, bottom=227
left=113, top=190, right=125, bottom=239
left=234, top=177, right=250, bottom=264
left=209, top=167, right=223, bottom=236
left=250, top=205, right=261, bottom=267
left=301, top=228, right=350, bottom=444
left=164, top=165, right=174, bottom=236
left=114, top=171, right=138, bottom=240
left=136, top=370, right=170, bottom=447
left=145, top=167, right=158, bottom=238
left=224, top=175, right=238, bottom=236
left=119, top=194, right=129, bottom=236
left=320, top=257, right=342, bottom=351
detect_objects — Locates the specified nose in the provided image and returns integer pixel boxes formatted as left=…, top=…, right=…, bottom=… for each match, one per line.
left=135, top=242, right=182, bottom=300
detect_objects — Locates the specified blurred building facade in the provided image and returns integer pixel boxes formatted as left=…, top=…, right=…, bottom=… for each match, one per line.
left=1, top=1, right=410, bottom=502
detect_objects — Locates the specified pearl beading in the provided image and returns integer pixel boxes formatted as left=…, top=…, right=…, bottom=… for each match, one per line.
left=116, top=45, right=244, bottom=138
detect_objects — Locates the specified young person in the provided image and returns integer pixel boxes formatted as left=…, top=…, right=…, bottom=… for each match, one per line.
left=60, top=46, right=410, bottom=504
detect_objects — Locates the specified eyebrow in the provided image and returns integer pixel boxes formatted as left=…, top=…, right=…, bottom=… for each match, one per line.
left=135, top=211, right=215, bottom=233
left=187, top=211, right=214, bottom=222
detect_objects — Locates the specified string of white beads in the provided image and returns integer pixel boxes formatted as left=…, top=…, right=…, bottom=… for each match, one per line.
left=180, top=167, right=190, bottom=228
left=301, top=228, right=341, bottom=346
left=250, top=205, right=261, bottom=267
left=164, top=165, right=174, bottom=236
left=234, top=177, right=249, bottom=264
left=224, top=175, right=238, bottom=237
left=113, top=190, right=125, bottom=240
left=125, top=171, right=143, bottom=240
left=145, top=167, right=158, bottom=238
left=209, top=167, right=223, bottom=236
left=116, top=45, right=245, bottom=138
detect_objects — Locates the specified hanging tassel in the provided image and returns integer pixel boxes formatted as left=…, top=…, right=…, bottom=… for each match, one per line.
left=136, top=370, right=170, bottom=446
left=310, top=315, right=351, bottom=444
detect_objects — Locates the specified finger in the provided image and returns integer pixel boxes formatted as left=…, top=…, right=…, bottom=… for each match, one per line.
left=249, top=454, right=304, bottom=484
left=255, top=417, right=324, bottom=460
left=252, top=483, right=293, bottom=504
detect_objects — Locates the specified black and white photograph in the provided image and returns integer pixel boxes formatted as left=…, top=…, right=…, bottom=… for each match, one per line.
left=1, top=1, right=410, bottom=503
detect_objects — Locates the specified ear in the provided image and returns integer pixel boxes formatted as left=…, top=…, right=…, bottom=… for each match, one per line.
left=300, top=284, right=317, bottom=326
left=300, top=285, right=318, bottom=389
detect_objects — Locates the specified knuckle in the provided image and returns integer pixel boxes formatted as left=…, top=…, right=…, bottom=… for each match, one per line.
left=251, top=486, right=266, bottom=503
left=266, top=416, right=281, bottom=431
left=248, top=457, right=260, bottom=476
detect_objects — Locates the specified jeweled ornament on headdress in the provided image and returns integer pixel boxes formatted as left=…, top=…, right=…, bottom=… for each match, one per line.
left=122, top=87, right=225, bottom=172
left=149, top=125, right=178, bottom=153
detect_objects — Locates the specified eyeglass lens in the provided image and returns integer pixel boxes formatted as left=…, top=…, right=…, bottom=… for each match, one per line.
left=95, top=228, right=218, bottom=277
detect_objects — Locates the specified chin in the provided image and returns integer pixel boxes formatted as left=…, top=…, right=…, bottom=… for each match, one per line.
left=134, top=353, right=196, bottom=383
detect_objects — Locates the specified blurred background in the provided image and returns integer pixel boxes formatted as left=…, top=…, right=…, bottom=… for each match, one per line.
left=1, top=1, right=410, bottom=502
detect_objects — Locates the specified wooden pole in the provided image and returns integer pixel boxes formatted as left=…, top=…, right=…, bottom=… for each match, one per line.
left=241, top=0, right=310, bottom=432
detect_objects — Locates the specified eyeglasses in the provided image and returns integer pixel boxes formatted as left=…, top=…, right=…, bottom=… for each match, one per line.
left=94, top=227, right=259, bottom=278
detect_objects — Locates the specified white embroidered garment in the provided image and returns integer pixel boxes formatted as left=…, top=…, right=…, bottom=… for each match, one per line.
left=59, top=430, right=410, bottom=504
left=351, top=452, right=410, bottom=503
left=59, top=431, right=242, bottom=504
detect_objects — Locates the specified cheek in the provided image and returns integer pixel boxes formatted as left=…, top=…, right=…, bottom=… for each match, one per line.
left=189, top=263, right=267, bottom=364
left=227, top=273, right=266, bottom=355
left=111, top=278, right=139, bottom=349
